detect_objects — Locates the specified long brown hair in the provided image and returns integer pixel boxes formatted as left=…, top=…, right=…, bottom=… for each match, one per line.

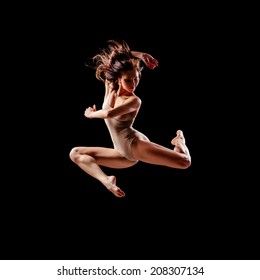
left=91, top=40, right=143, bottom=88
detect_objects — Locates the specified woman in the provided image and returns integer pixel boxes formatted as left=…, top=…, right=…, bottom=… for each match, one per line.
left=69, top=40, right=191, bottom=198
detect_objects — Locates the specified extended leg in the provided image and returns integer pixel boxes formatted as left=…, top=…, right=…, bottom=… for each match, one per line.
left=132, top=130, right=191, bottom=169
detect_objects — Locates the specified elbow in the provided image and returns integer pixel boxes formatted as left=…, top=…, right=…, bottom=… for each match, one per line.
left=106, top=109, right=118, bottom=118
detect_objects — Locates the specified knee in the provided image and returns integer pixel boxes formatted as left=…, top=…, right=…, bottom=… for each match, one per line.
left=69, top=147, right=79, bottom=163
left=180, top=155, right=191, bottom=169
left=69, top=147, right=88, bottom=164
left=69, top=147, right=94, bottom=165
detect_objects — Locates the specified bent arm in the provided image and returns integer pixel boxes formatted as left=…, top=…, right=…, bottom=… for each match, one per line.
left=107, top=96, right=141, bottom=118
left=85, top=108, right=108, bottom=119
left=85, top=97, right=141, bottom=119
left=131, top=51, right=159, bottom=69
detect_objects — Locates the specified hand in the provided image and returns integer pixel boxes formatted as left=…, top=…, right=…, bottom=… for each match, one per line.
left=141, top=53, right=159, bottom=69
left=84, top=104, right=96, bottom=118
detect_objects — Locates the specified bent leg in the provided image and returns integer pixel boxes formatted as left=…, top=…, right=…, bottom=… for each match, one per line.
left=69, top=146, right=137, bottom=197
left=132, top=130, right=191, bottom=169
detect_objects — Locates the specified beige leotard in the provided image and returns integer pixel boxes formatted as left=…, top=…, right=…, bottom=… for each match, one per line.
left=102, top=91, right=149, bottom=162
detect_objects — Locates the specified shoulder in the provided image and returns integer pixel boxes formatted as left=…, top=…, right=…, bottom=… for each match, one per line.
left=127, top=95, right=141, bottom=108
left=132, top=95, right=141, bottom=104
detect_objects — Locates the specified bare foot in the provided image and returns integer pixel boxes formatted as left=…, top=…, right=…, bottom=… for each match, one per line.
left=171, top=130, right=185, bottom=145
left=103, top=175, right=125, bottom=198
left=171, top=130, right=190, bottom=155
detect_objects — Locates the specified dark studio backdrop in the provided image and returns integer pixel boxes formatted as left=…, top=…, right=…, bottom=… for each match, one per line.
left=2, top=6, right=258, bottom=261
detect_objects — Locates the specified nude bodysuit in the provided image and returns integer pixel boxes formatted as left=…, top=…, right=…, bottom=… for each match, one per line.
left=102, top=91, right=149, bottom=161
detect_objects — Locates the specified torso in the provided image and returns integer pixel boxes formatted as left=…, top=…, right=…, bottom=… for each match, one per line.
left=102, top=81, right=148, bottom=161
left=103, top=85, right=139, bottom=121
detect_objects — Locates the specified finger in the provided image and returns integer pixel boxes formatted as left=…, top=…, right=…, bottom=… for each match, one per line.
left=118, top=82, right=122, bottom=92
left=93, top=104, right=96, bottom=110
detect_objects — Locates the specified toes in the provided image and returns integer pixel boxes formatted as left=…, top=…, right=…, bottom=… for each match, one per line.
left=106, top=176, right=125, bottom=198
left=115, top=191, right=125, bottom=198
left=171, top=130, right=185, bottom=145
left=177, top=130, right=183, bottom=137
left=110, top=186, right=125, bottom=198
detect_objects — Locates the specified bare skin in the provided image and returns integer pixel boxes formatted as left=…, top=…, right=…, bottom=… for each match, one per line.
left=69, top=130, right=190, bottom=198
left=69, top=51, right=191, bottom=198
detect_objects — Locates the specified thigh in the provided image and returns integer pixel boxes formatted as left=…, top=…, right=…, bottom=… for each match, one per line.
left=131, top=139, right=181, bottom=168
left=75, top=146, right=138, bottom=168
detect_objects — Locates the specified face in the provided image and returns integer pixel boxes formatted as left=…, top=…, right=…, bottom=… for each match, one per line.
left=119, top=70, right=140, bottom=93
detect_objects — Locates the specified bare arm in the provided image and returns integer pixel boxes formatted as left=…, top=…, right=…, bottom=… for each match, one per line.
left=85, top=96, right=141, bottom=119
left=84, top=81, right=115, bottom=119
left=85, top=80, right=141, bottom=119
left=131, top=51, right=159, bottom=69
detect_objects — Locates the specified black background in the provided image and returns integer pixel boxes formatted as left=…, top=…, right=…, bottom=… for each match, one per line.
left=2, top=5, right=258, bottom=260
